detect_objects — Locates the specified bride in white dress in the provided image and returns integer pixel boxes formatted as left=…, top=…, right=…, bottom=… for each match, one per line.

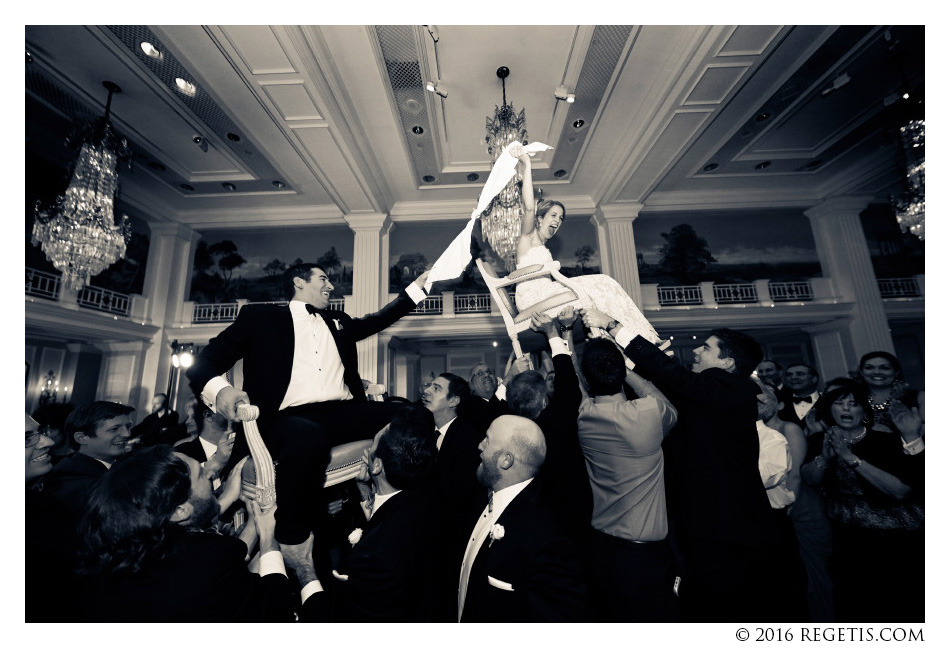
left=511, top=143, right=660, bottom=344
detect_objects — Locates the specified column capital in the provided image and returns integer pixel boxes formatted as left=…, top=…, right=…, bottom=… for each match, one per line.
left=344, top=212, right=391, bottom=234
left=593, top=203, right=645, bottom=225
left=148, top=221, right=197, bottom=241
left=804, top=195, right=875, bottom=221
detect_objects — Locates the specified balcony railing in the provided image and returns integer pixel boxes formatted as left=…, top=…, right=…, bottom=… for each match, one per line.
left=713, top=283, right=758, bottom=304
left=77, top=286, right=131, bottom=316
left=657, top=285, right=703, bottom=306
left=26, top=268, right=60, bottom=300
left=453, top=293, right=492, bottom=314
left=769, top=281, right=814, bottom=302
left=877, top=278, right=921, bottom=298
left=409, top=296, right=445, bottom=316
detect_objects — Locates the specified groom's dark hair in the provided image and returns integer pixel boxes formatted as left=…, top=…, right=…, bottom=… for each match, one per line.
left=283, top=263, right=327, bottom=298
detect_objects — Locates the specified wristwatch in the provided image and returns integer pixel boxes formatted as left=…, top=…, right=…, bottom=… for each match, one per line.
left=849, top=457, right=864, bottom=468
left=606, top=320, right=619, bottom=332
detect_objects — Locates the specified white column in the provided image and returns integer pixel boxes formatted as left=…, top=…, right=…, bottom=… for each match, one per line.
left=805, top=196, right=894, bottom=361
left=345, top=213, right=392, bottom=383
left=591, top=204, right=645, bottom=306
left=137, top=222, right=200, bottom=414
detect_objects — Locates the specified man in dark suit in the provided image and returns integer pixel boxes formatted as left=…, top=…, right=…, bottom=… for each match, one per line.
left=459, top=362, right=508, bottom=432
left=778, top=362, right=821, bottom=430
left=41, top=401, right=134, bottom=522
left=186, top=263, right=429, bottom=571
left=174, top=399, right=234, bottom=489
left=583, top=310, right=778, bottom=622
left=422, top=372, right=483, bottom=507
left=304, top=405, right=439, bottom=622
left=73, top=445, right=305, bottom=622
left=130, top=392, right=180, bottom=446
left=756, top=358, right=783, bottom=394
left=458, top=414, right=587, bottom=622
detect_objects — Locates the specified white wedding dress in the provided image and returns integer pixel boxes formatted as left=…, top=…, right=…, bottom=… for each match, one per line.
left=514, top=246, right=660, bottom=343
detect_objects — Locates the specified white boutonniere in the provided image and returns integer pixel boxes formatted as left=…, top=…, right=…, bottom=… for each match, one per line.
left=333, top=319, right=343, bottom=331
left=347, top=528, right=363, bottom=546
left=489, top=523, right=505, bottom=547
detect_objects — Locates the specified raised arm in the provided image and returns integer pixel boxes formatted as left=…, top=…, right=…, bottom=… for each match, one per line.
left=509, top=143, right=536, bottom=236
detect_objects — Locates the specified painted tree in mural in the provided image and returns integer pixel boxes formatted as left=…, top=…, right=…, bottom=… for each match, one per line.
left=263, top=258, right=286, bottom=298
left=317, top=247, right=342, bottom=281
left=389, top=252, right=428, bottom=288
left=658, top=223, right=717, bottom=282
left=208, top=240, right=246, bottom=293
left=574, top=245, right=594, bottom=273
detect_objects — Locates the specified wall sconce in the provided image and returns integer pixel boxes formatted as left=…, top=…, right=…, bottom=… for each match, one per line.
left=554, top=85, right=575, bottom=103
left=426, top=80, right=448, bottom=98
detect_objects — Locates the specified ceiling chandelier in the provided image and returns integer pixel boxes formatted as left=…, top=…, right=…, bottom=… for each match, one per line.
left=482, top=66, right=528, bottom=270
left=892, top=118, right=924, bottom=240
left=32, top=80, right=132, bottom=291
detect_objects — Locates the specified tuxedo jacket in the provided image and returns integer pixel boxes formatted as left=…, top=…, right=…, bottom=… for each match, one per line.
left=777, top=389, right=819, bottom=430
left=434, top=416, right=485, bottom=510
left=302, top=488, right=440, bottom=622
left=623, top=336, right=778, bottom=549
left=460, top=479, right=588, bottom=622
left=40, top=452, right=109, bottom=522
left=174, top=436, right=210, bottom=463
left=186, top=292, right=417, bottom=425
left=130, top=409, right=180, bottom=446
left=459, top=394, right=509, bottom=434
left=77, top=531, right=296, bottom=622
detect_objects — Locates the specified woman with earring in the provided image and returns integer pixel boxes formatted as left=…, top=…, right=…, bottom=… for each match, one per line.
left=509, top=144, right=660, bottom=344
left=857, top=351, right=924, bottom=438
left=800, top=379, right=924, bottom=622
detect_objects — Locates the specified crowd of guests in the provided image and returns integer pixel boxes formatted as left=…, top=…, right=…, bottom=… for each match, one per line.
left=25, top=265, right=925, bottom=624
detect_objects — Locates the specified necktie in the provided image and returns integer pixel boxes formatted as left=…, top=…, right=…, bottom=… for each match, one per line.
left=793, top=395, right=812, bottom=404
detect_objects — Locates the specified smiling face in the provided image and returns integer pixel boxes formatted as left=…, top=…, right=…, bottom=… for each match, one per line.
left=691, top=336, right=732, bottom=374
left=756, top=361, right=780, bottom=386
left=535, top=204, right=564, bottom=244
left=860, top=356, right=898, bottom=390
left=470, top=364, right=497, bottom=400
left=26, top=414, right=55, bottom=481
left=76, top=415, right=133, bottom=463
left=784, top=365, right=818, bottom=395
left=830, top=394, right=866, bottom=432
left=174, top=453, right=220, bottom=529
left=294, top=267, right=334, bottom=309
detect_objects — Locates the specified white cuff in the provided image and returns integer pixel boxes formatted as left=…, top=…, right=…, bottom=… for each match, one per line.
left=258, top=550, right=287, bottom=577
left=613, top=326, right=634, bottom=350
left=300, top=579, right=324, bottom=604
left=201, top=376, right=232, bottom=413
left=494, top=384, right=507, bottom=401
left=548, top=337, right=570, bottom=357
left=405, top=282, right=427, bottom=303
left=902, top=436, right=924, bottom=455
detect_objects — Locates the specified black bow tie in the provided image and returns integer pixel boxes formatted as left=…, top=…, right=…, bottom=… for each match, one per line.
left=305, top=304, right=322, bottom=316
left=792, top=395, right=813, bottom=404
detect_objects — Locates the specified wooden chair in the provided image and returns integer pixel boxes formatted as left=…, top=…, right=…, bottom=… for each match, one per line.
left=475, top=258, right=588, bottom=358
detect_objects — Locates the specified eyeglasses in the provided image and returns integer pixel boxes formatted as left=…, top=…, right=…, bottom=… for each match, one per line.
left=26, top=427, right=52, bottom=448
left=473, top=369, right=495, bottom=379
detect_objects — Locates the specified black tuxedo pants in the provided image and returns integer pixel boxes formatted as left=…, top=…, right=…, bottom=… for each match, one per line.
left=230, top=399, right=404, bottom=545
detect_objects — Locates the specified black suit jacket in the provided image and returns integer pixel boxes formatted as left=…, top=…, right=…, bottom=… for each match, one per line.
left=460, top=479, right=588, bottom=622
left=174, top=436, right=210, bottom=463
left=77, top=531, right=296, bottom=622
left=623, top=335, right=778, bottom=548
left=777, top=389, right=819, bottom=430
left=186, top=292, right=418, bottom=425
left=459, top=394, right=508, bottom=434
left=302, top=488, right=439, bottom=622
left=130, top=409, right=180, bottom=446
left=40, top=452, right=109, bottom=522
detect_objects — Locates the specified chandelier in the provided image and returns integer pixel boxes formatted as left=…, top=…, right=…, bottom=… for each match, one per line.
left=891, top=118, right=924, bottom=240
left=482, top=66, right=528, bottom=270
left=32, top=81, right=132, bottom=291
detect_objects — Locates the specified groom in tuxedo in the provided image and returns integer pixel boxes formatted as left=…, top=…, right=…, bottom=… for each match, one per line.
left=187, top=262, right=429, bottom=570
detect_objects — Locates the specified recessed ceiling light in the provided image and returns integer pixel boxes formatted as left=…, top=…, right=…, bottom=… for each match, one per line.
left=175, top=78, right=196, bottom=97
left=180, top=184, right=195, bottom=192
left=140, top=42, right=164, bottom=61
left=222, top=182, right=236, bottom=191
left=703, top=163, right=719, bottom=172
left=422, top=175, right=435, bottom=183
left=227, top=133, right=241, bottom=142
left=147, top=161, right=166, bottom=172
left=755, top=161, right=771, bottom=170
left=554, top=169, right=567, bottom=178
left=755, top=112, right=770, bottom=122
left=412, top=126, right=424, bottom=135
left=467, top=173, right=479, bottom=182
left=572, top=119, right=585, bottom=129
left=272, top=180, right=286, bottom=189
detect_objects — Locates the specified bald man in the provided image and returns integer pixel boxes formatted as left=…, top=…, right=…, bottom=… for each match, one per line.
left=457, top=415, right=587, bottom=622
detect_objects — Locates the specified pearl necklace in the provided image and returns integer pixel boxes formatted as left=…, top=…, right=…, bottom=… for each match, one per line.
left=832, top=426, right=867, bottom=446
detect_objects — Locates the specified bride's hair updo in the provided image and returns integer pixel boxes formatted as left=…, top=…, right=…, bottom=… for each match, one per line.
left=535, top=200, right=566, bottom=227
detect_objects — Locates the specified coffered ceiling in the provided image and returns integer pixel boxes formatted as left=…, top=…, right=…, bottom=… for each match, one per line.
left=25, top=25, right=924, bottom=232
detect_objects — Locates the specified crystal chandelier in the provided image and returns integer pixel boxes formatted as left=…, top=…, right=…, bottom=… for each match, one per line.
left=891, top=118, right=924, bottom=240
left=482, top=66, right=528, bottom=270
left=32, top=81, right=132, bottom=291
